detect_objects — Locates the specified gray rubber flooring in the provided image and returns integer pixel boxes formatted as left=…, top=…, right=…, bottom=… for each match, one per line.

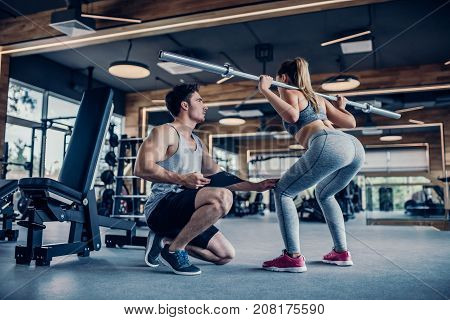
left=1, top=213, right=449, bottom=300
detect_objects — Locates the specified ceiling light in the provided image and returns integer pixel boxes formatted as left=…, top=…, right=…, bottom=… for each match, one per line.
left=445, top=60, right=450, bottom=66
left=219, top=117, right=246, bottom=126
left=108, top=40, right=150, bottom=79
left=409, top=119, right=425, bottom=124
left=218, top=109, right=263, bottom=118
left=289, top=144, right=305, bottom=150
left=216, top=75, right=234, bottom=84
left=396, top=106, right=424, bottom=113
left=379, top=135, right=402, bottom=142
left=362, top=128, right=383, bottom=135
left=340, top=39, right=373, bottom=54
left=321, top=30, right=371, bottom=46
left=109, top=61, right=150, bottom=79
left=273, top=132, right=291, bottom=139
left=49, top=8, right=96, bottom=37
left=335, top=84, right=450, bottom=96
left=80, top=14, right=142, bottom=24
left=321, top=75, right=360, bottom=91
left=157, top=61, right=202, bottom=75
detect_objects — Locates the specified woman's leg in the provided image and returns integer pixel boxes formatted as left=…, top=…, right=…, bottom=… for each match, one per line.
left=315, top=138, right=365, bottom=252
left=274, top=133, right=338, bottom=255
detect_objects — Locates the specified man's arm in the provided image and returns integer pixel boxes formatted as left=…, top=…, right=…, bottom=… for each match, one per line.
left=201, top=141, right=278, bottom=192
left=134, top=125, right=184, bottom=184
left=134, top=126, right=210, bottom=188
left=227, top=179, right=278, bottom=192
left=201, top=143, right=222, bottom=176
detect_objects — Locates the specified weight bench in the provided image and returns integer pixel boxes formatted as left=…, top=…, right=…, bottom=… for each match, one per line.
left=0, top=179, right=18, bottom=241
left=15, top=87, right=136, bottom=266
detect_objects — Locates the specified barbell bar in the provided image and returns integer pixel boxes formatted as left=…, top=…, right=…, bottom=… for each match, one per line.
left=158, top=50, right=401, bottom=119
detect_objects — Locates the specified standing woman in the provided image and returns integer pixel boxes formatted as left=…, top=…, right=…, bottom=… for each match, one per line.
left=258, top=58, right=365, bottom=272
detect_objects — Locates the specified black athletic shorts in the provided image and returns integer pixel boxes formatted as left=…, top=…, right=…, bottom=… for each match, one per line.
left=147, top=189, right=219, bottom=249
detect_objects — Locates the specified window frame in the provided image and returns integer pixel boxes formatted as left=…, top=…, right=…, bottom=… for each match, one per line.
left=5, top=78, right=123, bottom=179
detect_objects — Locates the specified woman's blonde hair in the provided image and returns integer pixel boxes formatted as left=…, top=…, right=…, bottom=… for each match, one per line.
left=277, top=57, right=320, bottom=113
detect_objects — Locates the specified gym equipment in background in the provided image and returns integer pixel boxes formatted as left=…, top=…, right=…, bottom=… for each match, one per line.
left=159, top=51, right=401, bottom=119
left=111, top=135, right=146, bottom=219
left=249, top=192, right=266, bottom=216
left=0, top=142, right=32, bottom=179
left=0, top=180, right=19, bottom=241
left=98, top=124, right=119, bottom=216
left=104, top=135, right=148, bottom=248
left=296, top=190, right=326, bottom=223
left=15, top=87, right=136, bottom=266
left=32, top=116, right=75, bottom=177
left=335, top=181, right=362, bottom=220
left=229, top=192, right=251, bottom=217
left=296, top=181, right=361, bottom=222
left=404, top=185, right=445, bottom=217
left=379, top=187, right=393, bottom=211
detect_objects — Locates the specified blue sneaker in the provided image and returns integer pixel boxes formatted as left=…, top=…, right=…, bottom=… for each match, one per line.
left=144, top=230, right=163, bottom=268
left=160, top=244, right=201, bottom=276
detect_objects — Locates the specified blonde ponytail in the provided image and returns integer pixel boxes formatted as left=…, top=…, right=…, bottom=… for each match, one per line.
left=294, top=57, right=320, bottom=113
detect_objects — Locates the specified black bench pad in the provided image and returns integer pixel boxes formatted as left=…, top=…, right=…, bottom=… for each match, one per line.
left=0, top=180, right=18, bottom=197
left=19, top=178, right=83, bottom=202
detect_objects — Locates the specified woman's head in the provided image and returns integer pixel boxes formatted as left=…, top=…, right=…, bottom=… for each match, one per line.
left=277, top=57, right=310, bottom=88
left=277, top=57, right=319, bottom=111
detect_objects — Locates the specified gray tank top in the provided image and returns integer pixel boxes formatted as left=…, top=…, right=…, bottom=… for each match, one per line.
left=143, top=123, right=203, bottom=219
left=283, top=102, right=328, bottom=136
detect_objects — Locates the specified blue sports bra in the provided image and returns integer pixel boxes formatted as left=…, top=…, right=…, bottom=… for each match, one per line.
left=283, top=101, right=328, bottom=136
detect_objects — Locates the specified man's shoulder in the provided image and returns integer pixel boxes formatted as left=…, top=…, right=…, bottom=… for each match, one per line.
left=150, top=123, right=177, bottom=135
left=144, top=124, right=178, bottom=146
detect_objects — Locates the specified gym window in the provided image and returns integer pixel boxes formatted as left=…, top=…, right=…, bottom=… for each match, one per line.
left=4, top=78, right=123, bottom=180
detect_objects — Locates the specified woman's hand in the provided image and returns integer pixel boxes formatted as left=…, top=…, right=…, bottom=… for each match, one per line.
left=258, top=75, right=273, bottom=94
left=332, top=95, right=348, bottom=110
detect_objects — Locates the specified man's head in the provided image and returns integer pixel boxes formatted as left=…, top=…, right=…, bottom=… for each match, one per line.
left=165, top=84, right=207, bottom=123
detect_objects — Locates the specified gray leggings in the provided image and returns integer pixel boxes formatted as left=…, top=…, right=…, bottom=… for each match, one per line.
left=274, top=129, right=365, bottom=253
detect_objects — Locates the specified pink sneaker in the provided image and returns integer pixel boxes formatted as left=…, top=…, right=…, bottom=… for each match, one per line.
left=262, top=250, right=307, bottom=273
left=322, top=249, right=353, bottom=266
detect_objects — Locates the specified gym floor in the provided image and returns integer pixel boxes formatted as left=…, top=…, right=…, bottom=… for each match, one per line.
left=1, top=213, right=449, bottom=300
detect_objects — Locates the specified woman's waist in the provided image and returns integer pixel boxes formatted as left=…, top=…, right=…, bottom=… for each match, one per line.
left=293, top=121, right=330, bottom=147
left=297, top=126, right=356, bottom=149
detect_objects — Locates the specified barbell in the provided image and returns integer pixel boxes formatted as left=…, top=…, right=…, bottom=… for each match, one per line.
left=158, top=51, right=401, bottom=119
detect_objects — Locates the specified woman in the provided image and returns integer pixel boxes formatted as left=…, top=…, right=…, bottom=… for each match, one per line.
left=258, top=57, right=365, bottom=272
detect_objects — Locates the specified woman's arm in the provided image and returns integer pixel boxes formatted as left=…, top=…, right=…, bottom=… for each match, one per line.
left=322, top=95, right=356, bottom=128
left=258, top=75, right=300, bottom=123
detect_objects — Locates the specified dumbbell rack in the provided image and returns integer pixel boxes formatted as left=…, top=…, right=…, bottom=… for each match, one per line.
left=111, top=135, right=146, bottom=219
left=105, top=135, right=147, bottom=248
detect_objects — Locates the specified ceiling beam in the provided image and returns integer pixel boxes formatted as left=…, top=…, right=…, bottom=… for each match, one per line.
left=0, top=0, right=390, bottom=56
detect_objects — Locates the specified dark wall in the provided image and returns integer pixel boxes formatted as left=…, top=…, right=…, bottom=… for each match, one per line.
left=9, top=55, right=125, bottom=115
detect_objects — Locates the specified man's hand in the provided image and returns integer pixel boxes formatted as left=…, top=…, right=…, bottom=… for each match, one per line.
left=180, top=172, right=211, bottom=189
left=252, top=179, right=279, bottom=192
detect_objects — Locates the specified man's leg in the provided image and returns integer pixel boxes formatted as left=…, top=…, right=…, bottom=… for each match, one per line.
left=159, top=187, right=234, bottom=275
left=165, top=231, right=235, bottom=265
left=168, top=187, right=233, bottom=251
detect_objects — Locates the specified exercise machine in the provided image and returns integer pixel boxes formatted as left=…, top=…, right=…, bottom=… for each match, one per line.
left=404, top=185, right=445, bottom=217
left=15, top=87, right=136, bottom=266
left=0, top=180, right=19, bottom=241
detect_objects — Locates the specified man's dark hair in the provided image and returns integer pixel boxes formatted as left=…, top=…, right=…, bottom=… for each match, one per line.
left=165, top=83, right=199, bottom=117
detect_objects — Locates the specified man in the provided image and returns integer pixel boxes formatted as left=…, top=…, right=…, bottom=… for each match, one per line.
left=134, top=83, right=277, bottom=276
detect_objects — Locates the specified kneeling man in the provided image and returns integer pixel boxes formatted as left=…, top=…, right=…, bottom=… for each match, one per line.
left=135, top=84, right=277, bottom=276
